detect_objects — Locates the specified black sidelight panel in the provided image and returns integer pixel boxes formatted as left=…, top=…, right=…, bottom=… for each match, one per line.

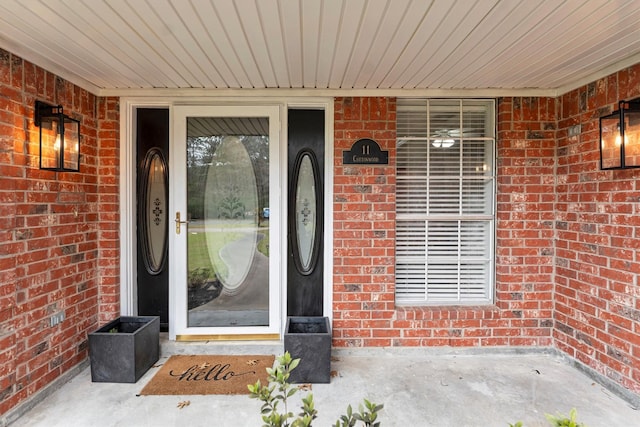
left=136, top=108, right=169, bottom=331
left=287, top=109, right=325, bottom=317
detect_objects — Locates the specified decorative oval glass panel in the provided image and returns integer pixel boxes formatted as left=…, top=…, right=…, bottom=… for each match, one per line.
left=292, top=152, right=320, bottom=274
left=204, top=136, right=258, bottom=295
left=140, top=148, right=168, bottom=275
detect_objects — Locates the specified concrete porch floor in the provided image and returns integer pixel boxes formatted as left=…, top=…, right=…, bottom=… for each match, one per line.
left=7, top=335, right=640, bottom=427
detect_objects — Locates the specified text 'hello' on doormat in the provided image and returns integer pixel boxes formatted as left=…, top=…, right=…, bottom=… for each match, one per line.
left=139, top=354, right=275, bottom=395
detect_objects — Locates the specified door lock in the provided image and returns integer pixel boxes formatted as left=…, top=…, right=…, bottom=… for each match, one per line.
left=175, top=212, right=189, bottom=234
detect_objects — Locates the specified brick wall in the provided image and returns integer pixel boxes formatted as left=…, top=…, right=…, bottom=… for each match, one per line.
left=1, top=54, right=639, bottom=415
left=495, top=97, right=556, bottom=346
left=332, top=96, right=555, bottom=347
left=555, top=64, right=640, bottom=394
left=0, top=49, right=119, bottom=415
left=333, top=97, right=397, bottom=347
left=96, top=98, right=120, bottom=323
left=331, top=90, right=640, bottom=394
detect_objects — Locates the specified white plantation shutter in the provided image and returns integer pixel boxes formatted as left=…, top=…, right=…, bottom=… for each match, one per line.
left=396, top=99, right=495, bottom=304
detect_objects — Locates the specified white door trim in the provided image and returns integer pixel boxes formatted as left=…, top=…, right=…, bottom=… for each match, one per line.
left=119, top=98, right=171, bottom=316
left=119, top=97, right=334, bottom=339
left=170, top=104, right=281, bottom=339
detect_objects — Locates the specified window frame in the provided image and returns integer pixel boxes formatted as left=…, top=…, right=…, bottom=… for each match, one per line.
left=395, top=98, right=496, bottom=306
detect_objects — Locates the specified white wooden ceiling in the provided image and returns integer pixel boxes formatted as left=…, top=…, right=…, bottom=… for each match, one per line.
left=1, top=0, right=640, bottom=97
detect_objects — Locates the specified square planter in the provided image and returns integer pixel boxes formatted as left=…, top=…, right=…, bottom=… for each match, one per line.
left=88, top=316, right=160, bottom=383
left=284, top=316, right=331, bottom=383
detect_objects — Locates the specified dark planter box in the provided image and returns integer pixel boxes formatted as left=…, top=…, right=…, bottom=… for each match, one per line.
left=284, top=316, right=331, bottom=383
left=88, top=316, right=160, bottom=383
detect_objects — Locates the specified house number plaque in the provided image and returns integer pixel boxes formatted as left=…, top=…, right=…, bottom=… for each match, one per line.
left=342, top=138, right=388, bottom=165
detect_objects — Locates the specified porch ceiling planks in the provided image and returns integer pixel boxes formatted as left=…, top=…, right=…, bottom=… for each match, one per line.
left=1, top=0, right=640, bottom=96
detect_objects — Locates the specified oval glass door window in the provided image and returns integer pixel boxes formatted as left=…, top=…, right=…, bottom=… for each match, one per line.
left=204, top=136, right=258, bottom=295
left=294, top=152, right=319, bottom=274
left=140, top=148, right=168, bottom=274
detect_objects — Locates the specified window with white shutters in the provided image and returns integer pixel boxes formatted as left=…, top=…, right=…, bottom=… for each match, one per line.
left=396, top=99, right=495, bottom=304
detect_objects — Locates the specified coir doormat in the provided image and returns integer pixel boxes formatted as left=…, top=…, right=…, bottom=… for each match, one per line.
left=139, top=354, right=274, bottom=395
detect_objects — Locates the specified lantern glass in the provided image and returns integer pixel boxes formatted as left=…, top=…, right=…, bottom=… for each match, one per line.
left=599, top=100, right=640, bottom=170
left=624, top=110, right=640, bottom=168
left=600, top=113, right=622, bottom=169
left=36, top=101, right=80, bottom=172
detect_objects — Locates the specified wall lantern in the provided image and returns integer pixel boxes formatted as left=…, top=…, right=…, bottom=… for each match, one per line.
left=600, top=99, right=640, bottom=170
left=35, top=100, right=80, bottom=172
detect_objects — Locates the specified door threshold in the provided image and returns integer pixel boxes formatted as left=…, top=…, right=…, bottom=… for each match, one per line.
left=176, top=333, right=281, bottom=342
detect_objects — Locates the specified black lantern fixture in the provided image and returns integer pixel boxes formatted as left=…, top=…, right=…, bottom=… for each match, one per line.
left=599, top=99, right=640, bottom=170
left=35, top=101, right=80, bottom=172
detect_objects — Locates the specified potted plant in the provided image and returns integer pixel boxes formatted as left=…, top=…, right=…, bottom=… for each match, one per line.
left=284, top=316, right=331, bottom=383
left=88, top=316, right=160, bottom=383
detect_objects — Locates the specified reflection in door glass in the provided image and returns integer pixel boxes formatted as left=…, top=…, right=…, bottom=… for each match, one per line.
left=185, top=118, right=269, bottom=327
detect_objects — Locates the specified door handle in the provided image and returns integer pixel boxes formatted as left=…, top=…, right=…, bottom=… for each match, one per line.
left=175, top=212, right=189, bottom=234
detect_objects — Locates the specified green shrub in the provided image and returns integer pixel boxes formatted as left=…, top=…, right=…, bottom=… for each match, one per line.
left=333, top=399, right=383, bottom=427
left=545, top=408, right=585, bottom=427
left=509, top=408, right=586, bottom=427
left=248, top=352, right=383, bottom=427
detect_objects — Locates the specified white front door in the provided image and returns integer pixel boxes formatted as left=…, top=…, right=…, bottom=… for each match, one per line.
left=170, top=105, right=281, bottom=339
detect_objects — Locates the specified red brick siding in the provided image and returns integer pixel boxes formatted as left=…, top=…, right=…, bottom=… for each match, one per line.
left=555, top=64, right=640, bottom=394
left=333, top=97, right=555, bottom=347
left=333, top=97, right=397, bottom=347
left=0, top=52, right=638, bottom=414
left=96, top=97, right=120, bottom=322
left=0, top=49, right=119, bottom=415
left=496, top=97, right=556, bottom=345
